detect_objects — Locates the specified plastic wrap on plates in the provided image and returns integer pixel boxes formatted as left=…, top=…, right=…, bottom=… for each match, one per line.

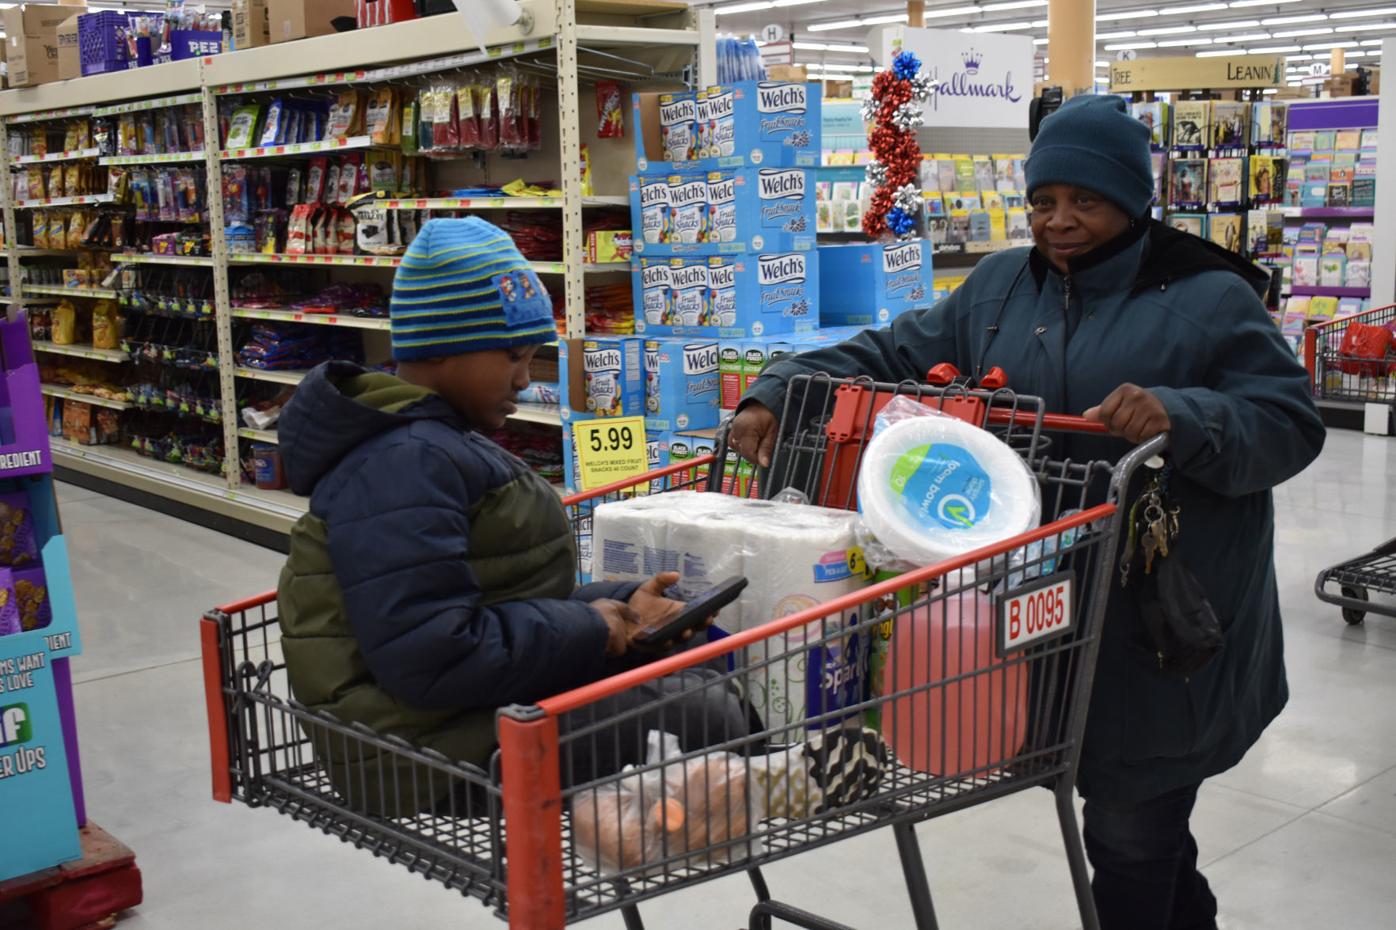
left=856, top=397, right=1041, bottom=565
left=591, top=495, right=869, bottom=730
left=572, top=731, right=761, bottom=875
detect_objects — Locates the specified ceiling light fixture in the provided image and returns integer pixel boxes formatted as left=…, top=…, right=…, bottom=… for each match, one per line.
left=1096, top=10, right=1158, bottom=22
left=1342, top=21, right=1396, bottom=31
left=1303, top=40, right=1359, bottom=49
left=1197, top=48, right=1243, bottom=56
left=1137, top=25, right=1197, bottom=36
left=1249, top=45, right=1302, bottom=52
left=1104, top=41, right=1159, bottom=49
left=1361, top=38, right=1386, bottom=45
left=972, top=21, right=1033, bottom=32
left=770, top=0, right=827, bottom=6
left=712, top=1, right=773, bottom=15
left=1330, top=7, right=1396, bottom=19
left=1199, top=19, right=1259, bottom=30
left=1033, top=36, right=1049, bottom=44
left=1260, top=14, right=1327, bottom=25
left=921, top=4, right=981, bottom=19
left=1171, top=2, right=1229, bottom=12
left=1229, top=0, right=1302, bottom=7
left=1272, top=27, right=1333, bottom=37
left=1210, top=32, right=1272, bottom=41
left=1095, top=30, right=1138, bottom=39
left=979, top=0, right=1048, bottom=11
left=1157, top=37, right=1213, bottom=46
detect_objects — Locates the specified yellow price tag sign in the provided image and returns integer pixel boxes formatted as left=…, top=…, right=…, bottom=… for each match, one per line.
left=846, top=546, right=876, bottom=582
left=572, top=417, right=649, bottom=492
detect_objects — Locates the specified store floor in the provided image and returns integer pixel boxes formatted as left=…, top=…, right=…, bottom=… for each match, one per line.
left=54, top=429, right=1396, bottom=930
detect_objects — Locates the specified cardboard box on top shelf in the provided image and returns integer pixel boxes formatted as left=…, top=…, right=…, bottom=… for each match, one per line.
left=765, top=64, right=807, bottom=82
left=55, top=14, right=80, bottom=81
left=823, top=79, right=853, bottom=99
left=267, top=0, right=354, bottom=44
left=1324, top=74, right=1356, bottom=97
left=2, top=3, right=88, bottom=87
left=233, top=0, right=271, bottom=49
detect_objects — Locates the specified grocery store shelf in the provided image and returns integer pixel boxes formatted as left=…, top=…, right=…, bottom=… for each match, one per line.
left=14, top=247, right=84, bottom=257
left=231, top=307, right=391, bottom=330
left=24, top=285, right=118, bottom=299
left=11, top=148, right=100, bottom=166
left=1290, top=285, right=1371, bottom=298
left=92, top=92, right=204, bottom=117
left=227, top=252, right=402, bottom=268
left=573, top=24, right=701, bottom=47
left=509, top=403, right=562, bottom=426
left=115, top=253, right=215, bottom=267
left=49, top=438, right=305, bottom=534
left=14, top=193, right=115, bottom=209
left=237, top=428, right=279, bottom=444
left=235, top=367, right=308, bottom=386
left=218, top=135, right=374, bottom=160
left=100, top=151, right=207, bottom=166
left=1278, top=207, right=1376, bottom=219
left=40, top=384, right=131, bottom=410
left=0, top=59, right=203, bottom=120
left=31, top=341, right=128, bottom=364
left=531, top=261, right=629, bottom=275
left=373, top=195, right=628, bottom=210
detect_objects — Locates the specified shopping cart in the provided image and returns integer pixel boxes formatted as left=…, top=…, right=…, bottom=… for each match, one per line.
left=1315, top=536, right=1396, bottom=625
left=201, top=374, right=1165, bottom=930
left=1303, top=304, right=1396, bottom=405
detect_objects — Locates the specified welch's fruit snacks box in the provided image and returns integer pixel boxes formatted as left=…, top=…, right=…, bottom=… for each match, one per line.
left=644, top=338, right=721, bottom=433
left=819, top=241, right=934, bottom=327
left=633, top=82, right=822, bottom=173
left=582, top=338, right=643, bottom=417
left=635, top=252, right=818, bottom=338
left=630, top=168, right=815, bottom=256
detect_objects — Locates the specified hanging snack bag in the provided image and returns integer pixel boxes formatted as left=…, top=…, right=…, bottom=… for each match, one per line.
left=367, top=88, right=397, bottom=145
left=64, top=163, right=82, bottom=197
left=428, top=80, right=460, bottom=153
left=312, top=208, right=333, bottom=254
left=52, top=300, right=78, bottom=346
left=225, top=103, right=262, bottom=150
left=305, top=157, right=329, bottom=203
left=286, top=204, right=312, bottom=254
left=401, top=96, right=419, bottom=156
left=335, top=208, right=357, bottom=255
left=527, top=74, right=542, bottom=149
left=31, top=213, right=49, bottom=249
left=286, top=167, right=304, bottom=205
left=479, top=74, right=500, bottom=151
left=47, top=166, right=65, bottom=199
left=92, top=301, right=121, bottom=350
left=259, top=99, right=285, bottom=148
left=369, top=153, right=398, bottom=191
left=457, top=78, right=481, bottom=150
left=138, top=113, right=158, bottom=154
left=27, top=168, right=46, bottom=201
left=324, top=162, right=342, bottom=206
left=67, top=211, right=87, bottom=250
left=327, top=91, right=357, bottom=139
left=337, top=156, right=359, bottom=204
left=498, top=66, right=525, bottom=152
left=224, top=164, right=250, bottom=221
left=13, top=569, right=50, bottom=633
left=118, top=114, right=139, bottom=155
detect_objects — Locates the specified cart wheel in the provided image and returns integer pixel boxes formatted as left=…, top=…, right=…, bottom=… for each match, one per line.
left=1340, top=586, right=1369, bottom=625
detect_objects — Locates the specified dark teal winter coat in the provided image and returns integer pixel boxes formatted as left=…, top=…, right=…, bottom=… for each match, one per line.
left=744, top=221, right=1325, bottom=802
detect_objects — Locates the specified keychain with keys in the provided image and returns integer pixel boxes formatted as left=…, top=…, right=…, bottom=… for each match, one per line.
left=1119, top=466, right=1182, bottom=588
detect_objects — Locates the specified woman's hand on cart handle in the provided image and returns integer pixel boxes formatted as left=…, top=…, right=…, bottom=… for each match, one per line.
left=731, top=402, right=779, bottom=467
left=594, top=599, right=644, bottom=656
left=1083, top=383, right=1172, bottom=445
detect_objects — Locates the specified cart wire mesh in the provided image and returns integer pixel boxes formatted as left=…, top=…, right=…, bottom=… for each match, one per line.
left=1304, top=303, right=1396, bottom=405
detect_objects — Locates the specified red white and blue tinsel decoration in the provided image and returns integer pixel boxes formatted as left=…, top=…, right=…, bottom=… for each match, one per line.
left=862, top=50, right=933, bottom=240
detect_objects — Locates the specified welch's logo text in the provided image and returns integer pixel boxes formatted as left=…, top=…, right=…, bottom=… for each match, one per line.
left=683, top=343, right=719, bottom=375
left=669, top=179, right=707, bottom=207
left=707, top=262, right=735, bottom=289
left=707, top=176, right=736, bottom=203
left=670, top=264, right=708, bottom=290
left=706, top=90, right=735, bottom=120
left=883, top=243, right=923, bottom=273
left=584, top=349, right=623, bottom=372
left=758, top=169, right=805, bottom=200
left=758, top=253, right=806, bottom=286
left=660, top=96, right=696, bottom=125
left=926, top=46, right=1022, bottom=111
left=756, top=83, right=807, bottom=114
left=641, top=263, right=672, bottom=288
left=639, top=181, right=670, bottom=207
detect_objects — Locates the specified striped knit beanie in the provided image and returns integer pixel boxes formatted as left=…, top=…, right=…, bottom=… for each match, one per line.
left=389, top=217, right=557, bottom=361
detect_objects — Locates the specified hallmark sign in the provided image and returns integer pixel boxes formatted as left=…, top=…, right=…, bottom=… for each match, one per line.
left=880, top=27, right=1033, bottom=130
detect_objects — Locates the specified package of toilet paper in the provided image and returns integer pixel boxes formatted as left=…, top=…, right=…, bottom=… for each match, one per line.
left=856, top=399, right=1041, bottom=565
left=591, top=494, right=869, bottom=731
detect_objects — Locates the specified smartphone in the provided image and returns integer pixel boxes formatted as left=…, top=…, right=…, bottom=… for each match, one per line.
left=633, top=576, right=749, bottom=648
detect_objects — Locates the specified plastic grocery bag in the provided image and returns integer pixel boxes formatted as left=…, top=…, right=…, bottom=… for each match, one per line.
left=1337, top=321, right=1394, bottom=377
left=571, top=731, right=763, bottom=875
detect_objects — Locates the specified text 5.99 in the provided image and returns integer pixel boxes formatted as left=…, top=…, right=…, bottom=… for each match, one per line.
left=587, top=425, right=635, bottom=453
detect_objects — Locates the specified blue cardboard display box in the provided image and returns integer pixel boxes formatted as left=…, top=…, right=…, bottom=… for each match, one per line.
left=819, top=241, right=934, bottom=327
left=630, top=168, right=816, bottom=257
left=644, top=337, right=721, bottom=433
left=633, top=82, right=822, bottom=175
left=634, top=252, right=820, bottom=339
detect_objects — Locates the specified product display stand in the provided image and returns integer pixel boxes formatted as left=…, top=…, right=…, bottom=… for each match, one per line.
left=0, top=2, right=712, bottom=541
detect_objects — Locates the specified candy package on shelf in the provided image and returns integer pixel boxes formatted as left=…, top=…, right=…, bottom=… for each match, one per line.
left=237, top=323, right=363, bottom=372
left=291, top=282, right=388, bottom=318
left=596, top=81, right=625, bottom=138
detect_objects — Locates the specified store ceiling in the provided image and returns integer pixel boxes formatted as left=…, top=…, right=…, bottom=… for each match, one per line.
left=694, top=0, right=1392, bottom=86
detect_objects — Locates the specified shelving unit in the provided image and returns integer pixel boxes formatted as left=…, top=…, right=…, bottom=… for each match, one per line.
left=0, top=1, right=710, bottom=533
left=39, top=386, right=131, bottom=411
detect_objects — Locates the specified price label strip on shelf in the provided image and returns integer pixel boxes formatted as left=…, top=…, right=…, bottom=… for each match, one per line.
left=572, top=417, right=649, bottom=492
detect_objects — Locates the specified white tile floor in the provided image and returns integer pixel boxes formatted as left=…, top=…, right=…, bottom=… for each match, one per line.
left=53, top=429, right=1396, bottom=929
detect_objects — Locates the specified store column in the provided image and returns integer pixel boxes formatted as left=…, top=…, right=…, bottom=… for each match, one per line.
left=1047, top=0, right=1095, bottom=96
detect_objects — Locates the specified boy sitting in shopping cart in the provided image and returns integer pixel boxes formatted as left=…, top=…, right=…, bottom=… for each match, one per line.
left=274, top=217, right=762, bottom=815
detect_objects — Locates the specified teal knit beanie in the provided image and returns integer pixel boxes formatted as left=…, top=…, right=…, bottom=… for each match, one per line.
left=389, top=217, right=557, bottom=361
left=1025, top=94, right=1155, bottom=218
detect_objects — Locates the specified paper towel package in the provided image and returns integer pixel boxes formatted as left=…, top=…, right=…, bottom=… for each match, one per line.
left=857, top=407, right=1042, bottom=564
left=819, top=241, right=934, bottom=327
left=644, top=337, right=721, bottom=433
left=583, top=338, right=644, bottom=417
left=631, top=169, right=816, bottom=257
left=592, top=495, right=868, bottom=729
left=634, top=81, right=822, bottom=174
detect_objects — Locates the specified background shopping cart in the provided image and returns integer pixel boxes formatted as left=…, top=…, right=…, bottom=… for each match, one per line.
left=201, top=376, right=1164, bottom=930
left=1303, top=304, right=1396, bottom=408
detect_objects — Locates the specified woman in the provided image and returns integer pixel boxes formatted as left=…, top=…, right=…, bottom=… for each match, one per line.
left=731, top=94, right=1325, bottom=930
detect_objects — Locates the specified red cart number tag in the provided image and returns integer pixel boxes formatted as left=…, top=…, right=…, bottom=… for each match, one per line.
left=998, top=571, right=1075, bottom=655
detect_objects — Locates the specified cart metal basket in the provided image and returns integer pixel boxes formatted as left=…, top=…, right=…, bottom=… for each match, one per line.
left=201, top=375, right=1165, bottom=930
left=1315, top=535, right=1396, bottom=625
left=1303, top=304, right=1396, bottom=405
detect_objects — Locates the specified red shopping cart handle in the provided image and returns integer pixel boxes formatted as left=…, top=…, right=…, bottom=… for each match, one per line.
left=989, top=408, right=1110, bottom=434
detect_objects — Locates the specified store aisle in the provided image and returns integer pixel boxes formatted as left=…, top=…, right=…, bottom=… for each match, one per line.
left=59, top=430, right=1396, bottom=930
